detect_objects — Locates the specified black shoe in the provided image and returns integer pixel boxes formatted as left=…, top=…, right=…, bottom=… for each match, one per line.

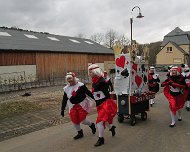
left=73, top=129, right=83, bottom=140
left=150, top=104, right=153, bottom=107
left=187, top=107, right=190, bottom=111
left=178, top=118, right=182, bottom=121
left=89, top=123, right=96, bottom=134
left=94, top=137, right=104, bottom=147
left=109, top=126, right=116, bottom=136
left=169, top=124, right=175, bottom=128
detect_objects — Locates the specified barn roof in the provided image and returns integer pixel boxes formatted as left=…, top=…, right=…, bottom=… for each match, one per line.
left=0, top=27, right=113, bottom=54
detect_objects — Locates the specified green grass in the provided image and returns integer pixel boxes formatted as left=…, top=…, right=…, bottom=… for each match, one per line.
left=0, top=101, right=41, bottom=118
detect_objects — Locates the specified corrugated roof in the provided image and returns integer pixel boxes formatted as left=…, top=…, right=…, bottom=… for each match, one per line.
left=0, top=27, right=113, bottom=54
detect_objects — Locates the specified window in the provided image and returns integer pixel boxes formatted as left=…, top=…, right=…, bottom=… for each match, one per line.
left=0, top=32, right=11, bottom=36
left=24, top=34, right=38, bottom=39
left=84, top=41, right=94, bottom=44
left=167, top=47, right=172, bottom=52
left=69, top=39, right=80, bottom=43
left=47, top=36, right=60, bottom=41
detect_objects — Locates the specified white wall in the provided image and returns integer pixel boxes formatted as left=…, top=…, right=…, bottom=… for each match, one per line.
left=0, top=65, right=36, bottom=84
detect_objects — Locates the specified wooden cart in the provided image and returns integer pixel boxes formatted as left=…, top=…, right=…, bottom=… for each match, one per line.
left=113, top=42, right=155, bottom=126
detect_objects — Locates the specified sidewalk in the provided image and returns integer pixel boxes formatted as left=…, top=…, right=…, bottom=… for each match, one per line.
left=0, top=102, right=96, bottom=142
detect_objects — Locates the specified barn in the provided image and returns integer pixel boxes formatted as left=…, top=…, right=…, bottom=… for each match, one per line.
left=0, top=27, right=114, bottom=84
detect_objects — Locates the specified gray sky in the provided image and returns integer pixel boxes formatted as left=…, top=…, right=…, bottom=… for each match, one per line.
left=0, top=0, right=190, bottom=43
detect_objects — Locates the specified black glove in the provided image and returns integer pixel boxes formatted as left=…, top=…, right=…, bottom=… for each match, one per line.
left=61, top=110, right=64, bottom=117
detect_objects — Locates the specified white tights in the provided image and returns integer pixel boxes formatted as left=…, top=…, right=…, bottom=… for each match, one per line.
left=170, top=110, right=175, bottom=125
left=150, top=99, right=154, bottom=104
left=170, top=109, right=182, bottom=125
left=187, top=101, right=190, bottom=108
left=97, top=121, right=104, bottom=137
left=73, top=118, right=92, bottom=131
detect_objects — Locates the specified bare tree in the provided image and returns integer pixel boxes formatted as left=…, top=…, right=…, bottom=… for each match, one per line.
left=90, top=33, right=104, bottom=44
left=104, top=29, right=118, bottom=49
left=118, top=34, right=130, bottom=46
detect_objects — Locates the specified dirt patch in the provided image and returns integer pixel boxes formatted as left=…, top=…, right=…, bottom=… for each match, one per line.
left=0, top=101, right=41, bottom=119
left=0, top=86, right=64, bottom=118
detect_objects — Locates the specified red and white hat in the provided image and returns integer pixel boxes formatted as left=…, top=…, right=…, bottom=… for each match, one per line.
left=88, top=64, right=103, bottom=77
left=181, top=64, right=189, bottom=72
left=66, top=72, right=76, bottom=79
left=65, top=72, right=79, bottom=84
left=170, top=66, right=181, bottom=76
left=149, top=66, right=155, bottom=73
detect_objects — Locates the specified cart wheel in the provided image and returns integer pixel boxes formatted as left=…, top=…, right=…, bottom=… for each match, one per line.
left=130, top=116, right=136, bottom=126
left=141, top=112, right=147, bottom=121
left=118, top=114, right=124, bottom=123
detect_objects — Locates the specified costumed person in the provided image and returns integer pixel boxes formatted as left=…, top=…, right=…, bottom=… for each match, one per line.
left=103, top=71, right=114, bottom=92
left=166, top=65, right=173, bottom=78
left=61, top=72, right=96, bottom=140
left=181, top=64, right=190, bottom=111
left=161, top=66, right=188, bottom=128
left=88, top=64, right=117, bottom=147
left=148, top=66, right=160, bottom=106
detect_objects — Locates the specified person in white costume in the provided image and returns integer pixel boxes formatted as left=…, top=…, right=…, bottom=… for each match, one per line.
left=148, top=66, right=160, bottom=106
left=61, top=72, right=96, bottom=139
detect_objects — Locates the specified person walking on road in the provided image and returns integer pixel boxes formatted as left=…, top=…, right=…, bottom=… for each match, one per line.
left=148, top=66, right=160, bottom=106
left=181, top=64, right=190, bottom=111
left=61, top=72, right=96, bottom=140
left=161, top=66, right=188, bottom=128
left=88, top=64, right=117, bottom=147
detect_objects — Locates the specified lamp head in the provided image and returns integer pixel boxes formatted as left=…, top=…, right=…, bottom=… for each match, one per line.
left=136, top=12, right=144, bottom=18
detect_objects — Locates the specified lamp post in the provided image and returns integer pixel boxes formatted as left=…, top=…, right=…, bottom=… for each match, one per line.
left=130, top=6, right=144, bottom=44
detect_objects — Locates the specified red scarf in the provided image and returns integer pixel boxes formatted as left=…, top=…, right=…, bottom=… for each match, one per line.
left=91, top=76, right=101, bottom=93
left=92, top=76, right=101, bottom=84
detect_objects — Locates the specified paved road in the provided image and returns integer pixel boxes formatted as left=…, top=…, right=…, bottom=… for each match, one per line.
left=0, top=93, right=190, bottom=152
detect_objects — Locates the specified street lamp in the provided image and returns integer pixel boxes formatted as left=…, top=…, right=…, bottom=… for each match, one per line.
left=130, top=6, right=144, bottom=44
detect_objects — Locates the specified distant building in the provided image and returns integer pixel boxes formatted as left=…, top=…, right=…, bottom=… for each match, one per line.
left=0, top=27, right=114, bottom=81
left=156, top=27, right=190, bottom=66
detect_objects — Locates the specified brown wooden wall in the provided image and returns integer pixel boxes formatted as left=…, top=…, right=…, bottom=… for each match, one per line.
left=36, top=52, right=114, bottom=79
left=0, top=51, right=36, bottom=65
left=0, top=51, right=114, bottom=80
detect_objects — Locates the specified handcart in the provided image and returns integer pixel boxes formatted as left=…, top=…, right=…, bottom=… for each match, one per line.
left=113, top=41, right=155, bottom=126
left=117, top=92, right=155, bottom=125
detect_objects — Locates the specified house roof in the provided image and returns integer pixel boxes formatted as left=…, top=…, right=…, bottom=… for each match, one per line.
left=165, top=27, right=185, bottom=36
left=161, top=27, right=190, bottom=46
left=169, top=41, right=188, bottom=55
left=0, top=27, right=113, bottom=54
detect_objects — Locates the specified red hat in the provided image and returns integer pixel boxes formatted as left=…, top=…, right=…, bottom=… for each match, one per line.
left=170, top=66, right=181, bottom=75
